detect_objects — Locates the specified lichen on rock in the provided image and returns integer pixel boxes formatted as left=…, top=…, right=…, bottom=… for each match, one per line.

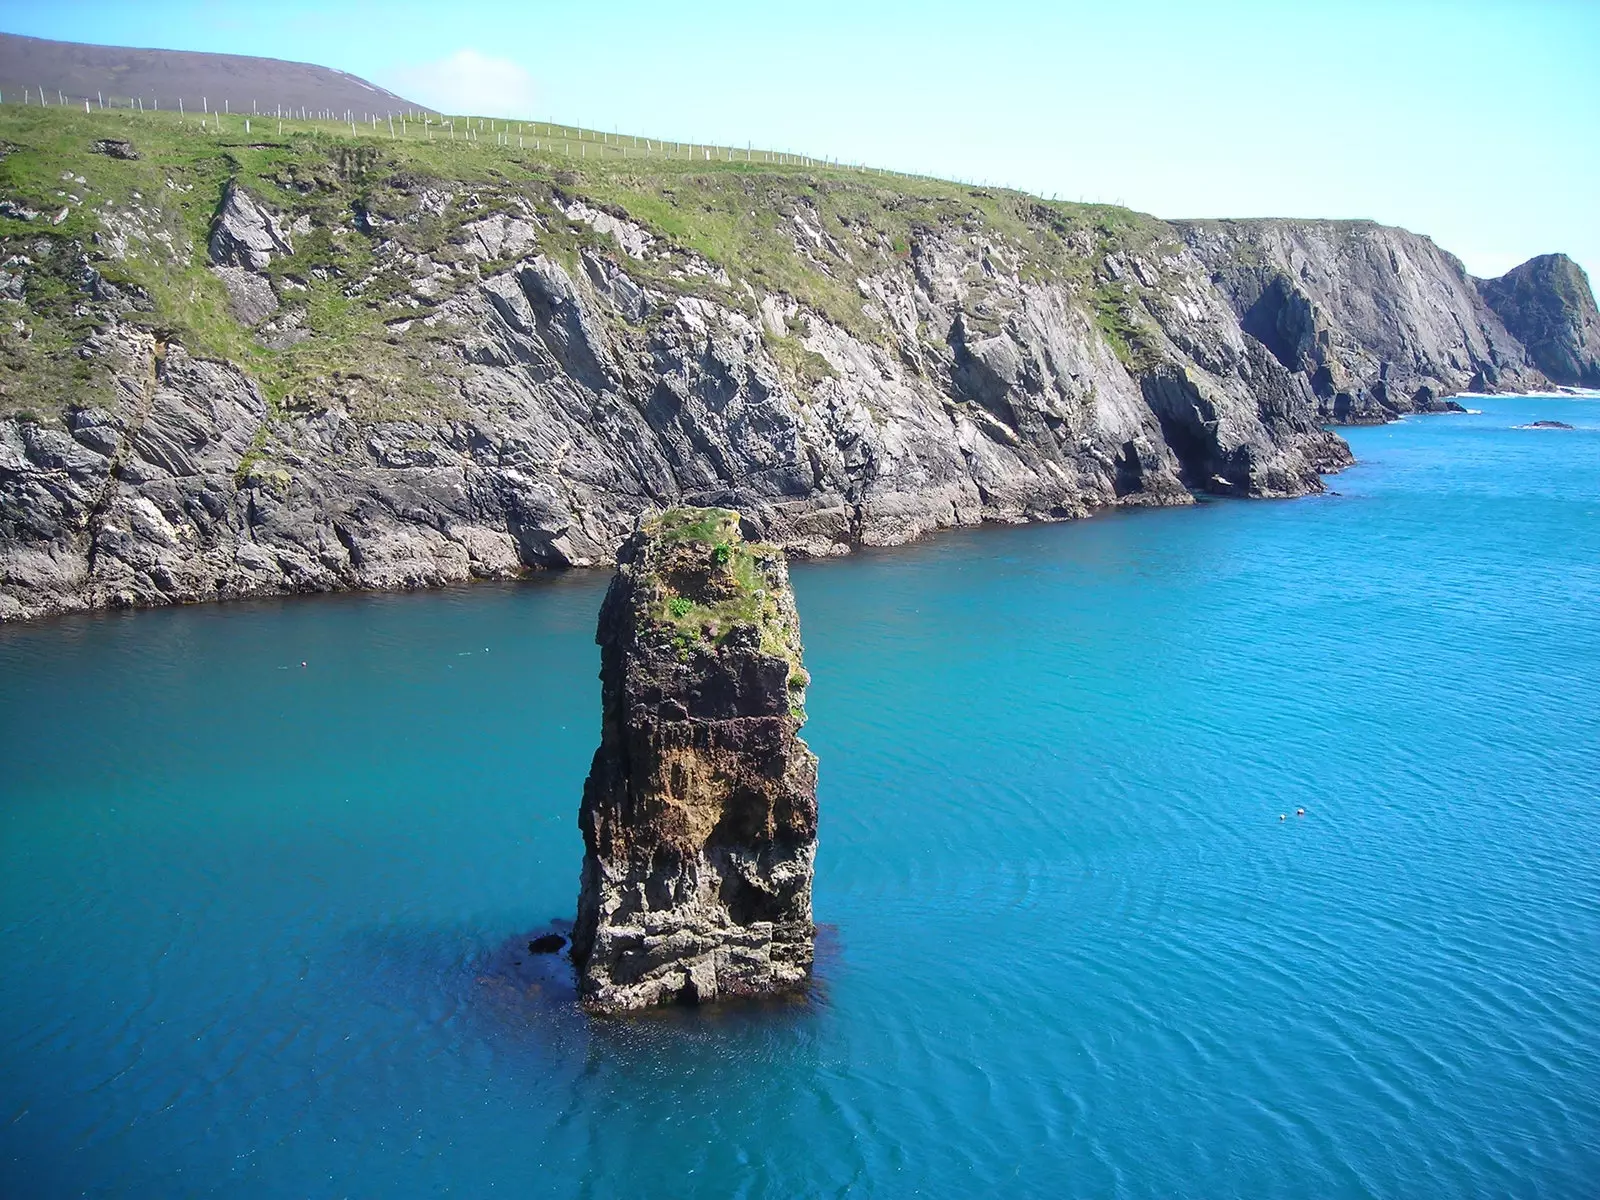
left=571, top=506, right=818, bottom=1013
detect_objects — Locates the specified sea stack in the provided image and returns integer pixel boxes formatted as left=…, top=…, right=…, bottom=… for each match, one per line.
left=572, top=508, right=819, bottom=1013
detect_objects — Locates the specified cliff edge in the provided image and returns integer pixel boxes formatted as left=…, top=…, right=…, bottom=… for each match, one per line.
left=572, top=507, right=818, bottom=1013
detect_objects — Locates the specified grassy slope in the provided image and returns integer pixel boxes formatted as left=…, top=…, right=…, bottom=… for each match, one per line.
left=0, top=102, right=1176, bottom=427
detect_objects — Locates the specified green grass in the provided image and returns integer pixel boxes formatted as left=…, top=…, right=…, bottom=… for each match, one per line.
left=763, top=329, right=838, bottom=389
left=0, top=99, right=1179, bottom=428
left=638, top=507, right=808, bottom=698
left=1091, top=284, right=1143, bottom=367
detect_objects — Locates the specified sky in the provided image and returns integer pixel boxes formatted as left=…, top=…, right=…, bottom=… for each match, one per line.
left=1, top=0, right=1595, bottom=284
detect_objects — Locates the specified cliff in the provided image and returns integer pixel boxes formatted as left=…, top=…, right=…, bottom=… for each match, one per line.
left=572, top=507, right=817, bottom=1012
left=0, top=98, right=1589, bottom=621
left=1476, top=254, right=1600, bottom=390
left=1178, top=219, right=1540, bottom=422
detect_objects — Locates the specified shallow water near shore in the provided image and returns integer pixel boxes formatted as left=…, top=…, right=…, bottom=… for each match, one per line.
left=2, top=396, right=1598, bottom=1197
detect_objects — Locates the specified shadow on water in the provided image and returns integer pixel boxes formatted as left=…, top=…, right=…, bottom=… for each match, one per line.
left=0, top=569, right=610, bottom=641
left=338, top=918, right=844, bottom=1058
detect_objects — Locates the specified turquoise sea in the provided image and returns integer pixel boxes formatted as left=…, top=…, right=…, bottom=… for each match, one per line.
left=2, top=396, right=1598, bottom=1197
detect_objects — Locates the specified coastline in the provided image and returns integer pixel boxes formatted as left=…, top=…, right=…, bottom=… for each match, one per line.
left=11, top=390, right=1597, bottom=628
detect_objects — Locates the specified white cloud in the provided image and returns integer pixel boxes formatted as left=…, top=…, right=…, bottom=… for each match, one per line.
left=383, top=49, right=539, bottom=119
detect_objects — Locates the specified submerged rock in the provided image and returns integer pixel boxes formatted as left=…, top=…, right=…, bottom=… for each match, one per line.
left=1521, top=420, right=1575, bottom=430
left=572, top=507, right=818, bottom=1014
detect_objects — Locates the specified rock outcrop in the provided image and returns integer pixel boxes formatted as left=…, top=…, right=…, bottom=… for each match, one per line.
left=572, top=507, right=817, bottom=1013
left=1477, top=254, right=1600, bottom=389
left=208, top=181, right=294, bottom=271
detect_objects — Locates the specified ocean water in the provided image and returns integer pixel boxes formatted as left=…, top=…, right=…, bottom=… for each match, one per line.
left=2, top=395, right=1598, bottom=1197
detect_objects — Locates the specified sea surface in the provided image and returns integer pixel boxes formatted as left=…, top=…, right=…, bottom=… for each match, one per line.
left=2, top=396, right=1598, bottom=1197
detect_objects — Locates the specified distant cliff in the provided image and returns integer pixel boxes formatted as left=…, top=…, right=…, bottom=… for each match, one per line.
left=1179, top=220, right=1542, bottom=422
left=1476, top=254, right=1600, bottom=390
left=0, top=95, right=1591, bottom=621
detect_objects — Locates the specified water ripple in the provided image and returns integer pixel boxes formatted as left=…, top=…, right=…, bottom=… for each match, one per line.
left=1, top=398, right=1598, bottom=1195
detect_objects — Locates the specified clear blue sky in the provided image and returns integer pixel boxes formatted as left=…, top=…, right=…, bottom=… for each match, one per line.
left=2, top=0, right=1595, bottom=285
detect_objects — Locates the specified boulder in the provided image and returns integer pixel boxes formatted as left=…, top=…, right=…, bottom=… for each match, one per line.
left=212, top=265, right=278, bottom=325
left=90, top=138, right=138, bottom=160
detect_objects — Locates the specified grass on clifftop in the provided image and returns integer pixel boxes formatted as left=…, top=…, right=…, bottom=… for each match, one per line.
left=641, top=507, right=810, bottom=703
left=0, top=100, right=1179, bottom=430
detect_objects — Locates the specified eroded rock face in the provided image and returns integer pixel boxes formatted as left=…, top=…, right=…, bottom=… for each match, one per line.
left=1178, top=219, right=1544, bottom=422
left=206, top=182, right=289, bottom=325
left=572, top=507, right=817, bottom=1013
left=1477, top=254, right=1600, bottom=390
left=5, top=167, right=1593, bottom=624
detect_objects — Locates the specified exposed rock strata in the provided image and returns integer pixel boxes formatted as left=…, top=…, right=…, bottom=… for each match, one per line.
left=2, top=153, right=1593, bottom=622
left=572, top=508, right=817, bottom=1013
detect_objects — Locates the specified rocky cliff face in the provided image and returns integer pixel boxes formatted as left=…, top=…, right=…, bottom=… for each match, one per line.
left=572, top=507, right=817, bottom=1013
left=1476, top=254, right=1600, bottom=390
left=1179, top=220, right=1545, bottom=422
left=0, top=109, right=1589, bottom=622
